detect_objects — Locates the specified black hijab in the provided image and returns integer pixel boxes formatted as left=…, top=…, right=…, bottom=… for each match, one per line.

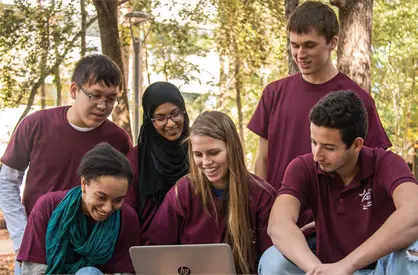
left=137, top=82, right=189, bottom=206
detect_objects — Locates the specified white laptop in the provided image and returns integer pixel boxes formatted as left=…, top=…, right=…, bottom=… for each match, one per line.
left=129, top=243, right=236, bottom=274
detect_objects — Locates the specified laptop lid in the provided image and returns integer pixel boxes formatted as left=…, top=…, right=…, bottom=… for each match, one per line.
left=129, top=243, right=236, bottom=275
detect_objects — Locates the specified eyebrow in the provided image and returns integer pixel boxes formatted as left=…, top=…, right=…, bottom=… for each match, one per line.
left=153, top=107, right=181, bottom=117
left=90, top=89, right=117, bottom=96
left=96, top=191, right=124, bottom=199
left=290, top=40, right=318, bottom=46
left=311, top=138, right=336, bottom=147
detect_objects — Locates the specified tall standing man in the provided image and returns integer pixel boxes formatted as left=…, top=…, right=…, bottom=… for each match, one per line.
left=248, top=0, right=391, bottom=232
left=0, top=54, right=132, bottom=274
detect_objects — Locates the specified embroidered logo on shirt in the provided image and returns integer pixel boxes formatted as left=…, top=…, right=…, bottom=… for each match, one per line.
left=359, top=188, right=373, bottom=210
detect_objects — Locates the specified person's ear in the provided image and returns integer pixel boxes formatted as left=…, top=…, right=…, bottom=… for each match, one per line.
left=81, top=177, right=87, bottom=194
left=352, top=137, right=364, bottom=152
left=70, top=82, right=78, bottom=100
left=329, top=36, right=338, bottom=51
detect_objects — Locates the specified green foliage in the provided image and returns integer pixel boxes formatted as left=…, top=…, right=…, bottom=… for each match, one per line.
left=371, top=0, right=418, bottom=157
left=147, top=19, right=212, bottom=84
left=0, top=0, right=78, bottom=109
left=211, top=0, right=287, bottom=166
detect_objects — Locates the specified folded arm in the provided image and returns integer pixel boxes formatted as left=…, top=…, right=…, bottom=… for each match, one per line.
left=268, top=194, right=321, bottom=272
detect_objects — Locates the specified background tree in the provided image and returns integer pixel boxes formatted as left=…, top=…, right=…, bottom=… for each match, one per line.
left=331, top=0, right=373, bottom=92
left=371, top=0, right=418, bottom=156
left=92, top=0, right=132, bottom=139
left=285, top=0, right=299, bottom=74
left=0, top=0, right=96, bottom=128
left=212, top=0, right=286, bottom=159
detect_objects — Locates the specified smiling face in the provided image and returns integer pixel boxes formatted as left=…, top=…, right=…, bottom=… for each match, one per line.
left=290, top=28, right=337, bottom=81
left=69, top=82, right=118, bottom=128
left=81, top=175, right=128, bottom=222
left=310, top=123, right=362, bottom=175
left=152, top=102, right=185, bottom=141
left=191, top=135, right=229, bottom=189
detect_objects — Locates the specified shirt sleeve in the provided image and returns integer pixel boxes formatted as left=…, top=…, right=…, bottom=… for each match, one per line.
left=121, top=132, right=133, bottom=155
left=142, top=185, right=185, bottom=245
left=278, top=157, right=312, bottom=208
left=124, top=148, right=138, bottom=210
left=247, top=85, right=272, bottom=139
left=255, top=187, right=276, bottom=257
left=376, top=151, right=418, bottom=197
left=0, top=164, right=27, bottom=251
left=363, top=96, right=392, bottom=149
left=17, top=194, right=51, bottom=264
left=1, top=114, right=36, bottom=171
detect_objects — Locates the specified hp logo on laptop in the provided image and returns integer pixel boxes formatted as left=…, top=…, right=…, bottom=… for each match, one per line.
left=178, top=266, right=191, bottom=274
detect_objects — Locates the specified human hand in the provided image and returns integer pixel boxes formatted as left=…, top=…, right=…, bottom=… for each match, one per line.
left=305, top=262, right=354, bottom=275
left=300, top=221, right=315, bottom=233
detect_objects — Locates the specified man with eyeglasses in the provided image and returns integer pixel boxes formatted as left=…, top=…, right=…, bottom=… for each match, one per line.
left=0, top=54, right=132, bottom=274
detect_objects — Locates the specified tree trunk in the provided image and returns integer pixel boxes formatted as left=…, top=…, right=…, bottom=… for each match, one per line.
left=92, top=0, right=133, bottom=140
left=232, top=38, right=245, bottom=152
left=54, top=65, right=62, bottom=106
left=54, top=27, right=62, bottom=106
left=145, top=43, right=151, bottom=85
left=39, top=0, right=48, bottom=109
left=217, top=54, right=228, bottom=109
left=331, top=0, right=373, bottom=92
left=80, top=0, right=87, bottom=57
left=285, top=0, right=299, bottom=74
left=40, top=82, right=46, bottom=109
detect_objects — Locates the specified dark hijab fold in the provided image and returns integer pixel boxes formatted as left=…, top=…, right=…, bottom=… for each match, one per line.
left=137, top=82, right=189, bottom=206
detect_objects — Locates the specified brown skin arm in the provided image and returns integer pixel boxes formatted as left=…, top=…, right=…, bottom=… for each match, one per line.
left=267, top=194, right=322, bottom=272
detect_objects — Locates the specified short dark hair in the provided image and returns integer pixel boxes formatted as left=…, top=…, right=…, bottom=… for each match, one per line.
left=77, top=142, right=133, bottom=185
left=287, top=1, right=339, bottom=43
left=71, top=54, right=122, bottom=88
left=309, top=90, right=368, bottom=148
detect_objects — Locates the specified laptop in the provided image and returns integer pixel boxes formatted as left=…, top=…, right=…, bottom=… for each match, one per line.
left=129, top=243, right=236, bottom=274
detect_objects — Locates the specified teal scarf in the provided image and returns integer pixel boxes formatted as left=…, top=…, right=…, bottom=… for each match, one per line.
left=45, top=186, right=121, bottom=274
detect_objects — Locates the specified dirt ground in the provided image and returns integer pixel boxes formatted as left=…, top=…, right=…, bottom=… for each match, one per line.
left=0, top=252, right=14, bottom=275
left=0, top=211, right=14, bottom=275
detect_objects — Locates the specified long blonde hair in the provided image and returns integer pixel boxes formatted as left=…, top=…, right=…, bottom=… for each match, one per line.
left=187, top=111, right=256, bottom=274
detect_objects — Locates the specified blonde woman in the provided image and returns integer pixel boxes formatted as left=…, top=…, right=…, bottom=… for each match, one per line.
left=143, top=111, right=276, bottom=274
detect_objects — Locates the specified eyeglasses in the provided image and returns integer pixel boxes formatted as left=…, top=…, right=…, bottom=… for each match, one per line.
left=151, top=109, right=186, bottom=126
left=79, top=86, right=119, bottom=107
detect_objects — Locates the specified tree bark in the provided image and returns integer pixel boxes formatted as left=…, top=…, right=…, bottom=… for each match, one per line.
left=285, top=0, right=299, bottom=74
left=39, top=0, right=48, bottom=109
left=232, top=38, right=245, bottom=152
left=80, top=0, right=87, bottom=57
left=53, top=24, right=62, bottom=106
left=217, top=54, right=228, bottom=109
left=92, top=0, right=133, bottom=140
left=331, top=0, right=373, bottom=92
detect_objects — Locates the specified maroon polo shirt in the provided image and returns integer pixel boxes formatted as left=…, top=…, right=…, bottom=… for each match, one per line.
left=125, top=146, right=160, bottom=241
left=17, top=190, right=141, bottom=273
left=143, top=175, right=276, bottom=272
left=248, top=72, right=391, bottom=192
left=1, top=106, right=132, bottom=216
left=279, top=146, right=417, bottom=263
